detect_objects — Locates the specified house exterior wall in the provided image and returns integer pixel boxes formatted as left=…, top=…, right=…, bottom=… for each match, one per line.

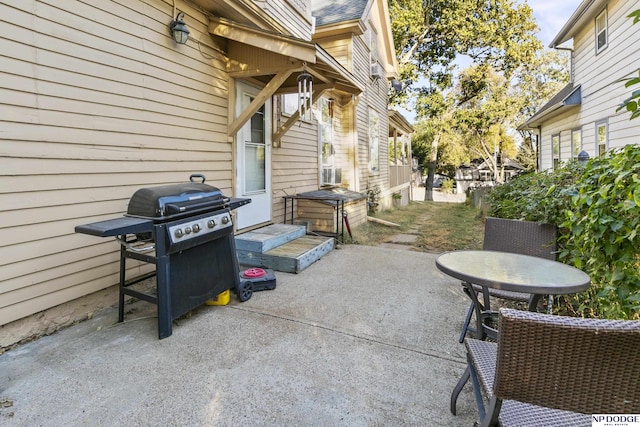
left=538, top=0, right=640, bottom=170
left=312, top=0, right=397, bottom=210
left=1, top=0, right=231, bottom=329
left=257, top=0, right=314, bottom=40
left=1, top=0, right=394, bottom=341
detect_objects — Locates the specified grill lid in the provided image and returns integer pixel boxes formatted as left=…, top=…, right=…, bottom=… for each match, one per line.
left=127, top=175, right=227, bottom=219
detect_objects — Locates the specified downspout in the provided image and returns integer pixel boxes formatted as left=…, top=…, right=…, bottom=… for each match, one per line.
left=351, top=95, right=361, bottom=192
left=537, top=126, right=542, bottom=172
left=555, top=46, right=574, bottom=83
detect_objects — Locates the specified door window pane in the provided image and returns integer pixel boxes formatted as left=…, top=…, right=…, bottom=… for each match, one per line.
left=244, top=144, right=265, bottom=192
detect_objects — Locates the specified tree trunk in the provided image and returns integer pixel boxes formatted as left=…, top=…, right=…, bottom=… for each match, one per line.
left=424, top=134, right=440, bottom=201
left=424, top=162, right=435, bottom=201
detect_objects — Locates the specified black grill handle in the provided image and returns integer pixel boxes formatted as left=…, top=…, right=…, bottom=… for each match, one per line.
left=189, top=174, right=206, bottom=183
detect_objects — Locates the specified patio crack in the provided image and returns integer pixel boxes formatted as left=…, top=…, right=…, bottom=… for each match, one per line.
left=229, top=305, right=466, bottom=366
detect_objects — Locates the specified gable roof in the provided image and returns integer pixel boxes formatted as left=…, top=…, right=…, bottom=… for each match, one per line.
left=311, top=0, right=398, bottom=78
left=519, top=83, right=582, bottom=129
left=549, top=0, right=608, bottom=48
left=312, top=0, right=369, bottom=27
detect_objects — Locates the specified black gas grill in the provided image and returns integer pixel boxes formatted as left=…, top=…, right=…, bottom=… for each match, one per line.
left=75, top=174, right=251, bottom=339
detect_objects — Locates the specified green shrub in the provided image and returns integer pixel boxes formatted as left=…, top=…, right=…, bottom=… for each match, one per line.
left=560, top=145, right=640, bottom=319
left=486, top=162, right=582, bottom=225
left=441, top=178, right=455, bottom=194
left=486, top=145, right=640, bottom=320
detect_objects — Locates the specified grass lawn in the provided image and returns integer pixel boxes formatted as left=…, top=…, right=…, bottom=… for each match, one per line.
left=349, top=200, right=485, bottom=253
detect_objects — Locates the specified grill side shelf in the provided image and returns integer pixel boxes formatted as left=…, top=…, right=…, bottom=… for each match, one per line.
left=75, top=217, right=154, bottom=237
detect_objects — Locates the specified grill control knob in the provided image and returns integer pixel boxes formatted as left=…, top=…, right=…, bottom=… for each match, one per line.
left=174, top=229, right=184, bottom=238
left=192, top=224, right=201, bottom=233
left=222, top=216, right=230, bottom=224
left=184, top=226, right=192, bottom=235
left=207, top=220, right=216, bottom=229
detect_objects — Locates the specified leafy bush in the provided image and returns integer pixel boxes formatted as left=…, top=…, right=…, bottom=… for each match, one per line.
left=560, top=145, right=640, bottom=319
left=486, top=146, right=640, bottom=320
left=441, top=178, right=455, bottom=194
left=486, top=162, right=582, bottom=225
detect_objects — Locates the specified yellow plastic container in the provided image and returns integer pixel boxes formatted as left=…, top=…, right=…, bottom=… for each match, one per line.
left=205, top=289, right=230, bottom=306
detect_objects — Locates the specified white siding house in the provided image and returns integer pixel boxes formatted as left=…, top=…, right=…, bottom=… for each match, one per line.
left=521, top=0, right=640, bottom=170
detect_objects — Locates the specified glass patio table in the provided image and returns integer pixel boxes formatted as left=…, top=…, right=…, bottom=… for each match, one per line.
left=436, top=250, right=591, bottom=416
left=437, top=250, right=591, bottom=338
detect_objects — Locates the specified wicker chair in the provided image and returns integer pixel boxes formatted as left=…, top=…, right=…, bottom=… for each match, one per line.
left=458, top=217, right=557, bottom=343
left=460, top=308, right=640, bottom=427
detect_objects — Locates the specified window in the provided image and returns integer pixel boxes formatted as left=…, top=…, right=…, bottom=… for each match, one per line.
left=596, top=120, right=608, bottom=156
left=319, top=98, right=340, bottom=185
left=281, top=93, right=298, bottom=116
left=571, top=129, right=582, bottom=158
left=369, top=109, right=379, bottom=174
left=369, top=27, right=378, bottom=65
left=596, top=8, right=608, bottom=53
left=552, top=134, right=560, bottom=170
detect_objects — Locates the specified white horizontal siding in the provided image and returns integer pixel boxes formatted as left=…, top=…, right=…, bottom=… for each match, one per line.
left=539, top=0, right=640, bottom=170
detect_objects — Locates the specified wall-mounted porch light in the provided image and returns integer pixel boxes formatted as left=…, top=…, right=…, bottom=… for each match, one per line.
left=169, top=12, right=190, bottom=45
left=297, top=64, right=313, bottom=121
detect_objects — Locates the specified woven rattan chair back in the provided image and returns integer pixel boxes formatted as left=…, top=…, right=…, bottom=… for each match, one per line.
left=482, top=217, right=556, bottom=260
left=493, top=308, right=640, bottom=416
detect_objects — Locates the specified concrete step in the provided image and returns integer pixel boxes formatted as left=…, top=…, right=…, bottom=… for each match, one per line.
left=237, top=235, right=334, bottom=273
left=235, top=223, right=306, bottom=253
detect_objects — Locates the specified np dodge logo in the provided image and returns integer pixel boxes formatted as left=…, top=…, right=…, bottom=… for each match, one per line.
left=592, top=414, right=640, bottom=427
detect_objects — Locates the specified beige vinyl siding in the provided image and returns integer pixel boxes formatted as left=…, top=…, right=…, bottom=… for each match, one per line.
left=0, top=0, right=232, bottom=326
left=271, top=113, right=319, bottom=224
left=315, top=36, right=353, bottom=71
left=255, top=0, right=313, bottom=40
left=352, top=24, right=389, bottom=202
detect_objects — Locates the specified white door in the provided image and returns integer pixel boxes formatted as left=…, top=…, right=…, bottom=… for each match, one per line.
left=235, top=82, right=272, bottom=230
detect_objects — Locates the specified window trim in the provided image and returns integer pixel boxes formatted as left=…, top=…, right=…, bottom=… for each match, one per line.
left=552, top=133, right=560, bottom=170
left=280, top=93, right=298, bottom=117
left=571, top=128, right=582, bottom=158
left=369, top=108, right=380, bottom=174
left=319, top=97, right=336, bottom=186
left=595, top=8, right=608, bottom=54
left=596, top=119, right=608, bottom=157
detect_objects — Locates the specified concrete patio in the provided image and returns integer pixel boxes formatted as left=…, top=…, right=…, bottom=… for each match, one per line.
left=0, top=244, right=478, bottom=426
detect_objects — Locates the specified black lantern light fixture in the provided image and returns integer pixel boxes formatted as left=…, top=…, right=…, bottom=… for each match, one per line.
left=169, top=11, right=190, bottom=45
left=297, top=64, right=313, bottom=121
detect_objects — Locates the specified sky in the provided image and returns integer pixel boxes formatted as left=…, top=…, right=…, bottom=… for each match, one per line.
left=529, top=0, right=581, bottom=47
left=399, top=0, right=582, bottom=123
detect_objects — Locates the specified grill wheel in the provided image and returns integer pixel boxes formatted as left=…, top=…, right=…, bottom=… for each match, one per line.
left=236, top=280, right=253, bottom=302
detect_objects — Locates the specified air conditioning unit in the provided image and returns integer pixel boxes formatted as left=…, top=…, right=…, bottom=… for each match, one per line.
left=322, top=167, right=342, bottom=185
left=370, top=63, right=383, bottom=79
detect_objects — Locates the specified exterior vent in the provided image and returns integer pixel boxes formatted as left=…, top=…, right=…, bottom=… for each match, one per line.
left=370, top=63, right=383, bottom=79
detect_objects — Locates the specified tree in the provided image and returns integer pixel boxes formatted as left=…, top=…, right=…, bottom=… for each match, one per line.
left=513, top=49, right=570, bottom=167
left=453, top=65, right=520, bottom=182
left=390, top=0, right=542, bottom=196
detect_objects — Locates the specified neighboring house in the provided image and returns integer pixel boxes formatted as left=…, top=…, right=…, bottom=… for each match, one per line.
left=0, top=0, right=408, bottom=345
left=520, top=0, right=640, bottom=170
left=456, top=157, right=526, bottom=194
